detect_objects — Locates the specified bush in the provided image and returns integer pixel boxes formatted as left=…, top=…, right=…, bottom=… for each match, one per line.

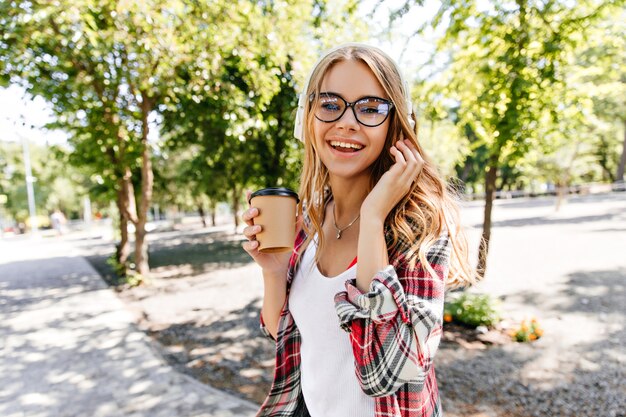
left=105, top=255, right=146, bottom=287
left=510, top=318, right=544, bottom=342
left=444, top=293, right=502, bottom=328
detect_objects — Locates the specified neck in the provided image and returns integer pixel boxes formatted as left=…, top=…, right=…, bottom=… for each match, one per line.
left=328, top=173, right=369, bottom=224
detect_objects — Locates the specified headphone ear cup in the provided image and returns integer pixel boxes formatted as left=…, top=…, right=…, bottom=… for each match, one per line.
left=294, top=93, right=305, bottom=142
left=404, top=80, right=415, bottom=129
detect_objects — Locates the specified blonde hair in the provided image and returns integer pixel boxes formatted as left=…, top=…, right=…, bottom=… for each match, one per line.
left=297, top=44, right=477, bottom=289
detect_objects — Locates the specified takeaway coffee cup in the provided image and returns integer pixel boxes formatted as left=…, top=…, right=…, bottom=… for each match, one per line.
left=248, top=187, right=299, bottom=253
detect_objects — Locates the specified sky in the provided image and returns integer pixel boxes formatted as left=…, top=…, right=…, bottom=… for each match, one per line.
left=360, top=0, right=442, bottom=72
left=0, top=84, right=69, bottom=146
left=0, top=0, right=441, bottom=147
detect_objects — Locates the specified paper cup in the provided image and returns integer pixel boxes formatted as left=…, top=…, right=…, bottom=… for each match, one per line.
left=249, top=187, right=299, bottom=253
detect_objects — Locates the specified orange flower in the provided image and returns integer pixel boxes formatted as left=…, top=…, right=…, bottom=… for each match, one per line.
left=529, top=334, right=537, bottom=341
left=535, top=328, right=544, bottom=337
left=444, top=313, right=453, bottom=323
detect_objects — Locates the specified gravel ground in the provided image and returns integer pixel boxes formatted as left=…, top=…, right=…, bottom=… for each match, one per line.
left=80, top=192, right=626, bottom=417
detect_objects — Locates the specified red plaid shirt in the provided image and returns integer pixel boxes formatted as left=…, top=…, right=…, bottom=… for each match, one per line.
left=257, top=225, right=449, bottom=417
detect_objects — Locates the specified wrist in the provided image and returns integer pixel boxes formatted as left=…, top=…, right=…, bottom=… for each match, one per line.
left=262, top=268, right=288, bottom=283
left=359, top=207, right=386, bottom=228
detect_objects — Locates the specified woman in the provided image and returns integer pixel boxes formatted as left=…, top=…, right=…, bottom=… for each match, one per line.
left=242, top=43, right=476, bottom=417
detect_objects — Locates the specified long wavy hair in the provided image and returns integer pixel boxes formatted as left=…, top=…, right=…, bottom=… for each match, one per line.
left=297, top=44, right=477, bottom=288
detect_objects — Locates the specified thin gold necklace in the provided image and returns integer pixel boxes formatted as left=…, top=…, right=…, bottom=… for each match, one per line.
left=332, top=202, right=360, bottom=239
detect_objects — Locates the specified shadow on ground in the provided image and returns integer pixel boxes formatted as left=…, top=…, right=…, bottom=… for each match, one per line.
left=84, top=230, right=251, bottom=282
left=438, top=331, right=624, bottom=417
left=146, top=297, right=275, bottom=405
left=439, top=266, right=625, bottom=417
left=0, top=254, right=251, bottom=417
left=472, top=208, right=625, bottom=229
left=506, top=267, right=626, bottom=317
left=0, top=257, right=103, bottom=314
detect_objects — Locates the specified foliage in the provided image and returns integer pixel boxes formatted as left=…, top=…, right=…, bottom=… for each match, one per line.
left=411, top=0, right=625, bottom=193
left=0, top=0, right=362, bottom=271
left=105, top=253, right=127, bottom=281
left=444, top=293, right=502, bottom=328
left=105, top=253, right=146, bottom=287
left=158, top=0, right=366, bottom=225
left=409, top=0, right=624, bottom=274
left=0, top=140, right=87, bottom=223
left=509, top=317, right=544, bottom=342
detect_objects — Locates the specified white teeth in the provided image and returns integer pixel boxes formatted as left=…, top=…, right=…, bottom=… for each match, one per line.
left=329, top=141, right=363, bottom=150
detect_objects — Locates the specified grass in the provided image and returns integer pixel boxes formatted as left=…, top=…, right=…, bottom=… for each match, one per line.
left=84, top=229, right=252, bottom=284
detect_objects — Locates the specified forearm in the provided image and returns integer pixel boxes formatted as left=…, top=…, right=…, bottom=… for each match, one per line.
left=356, top=214, right=389, bottom=293
left=261, top=270, right=288, bottom=339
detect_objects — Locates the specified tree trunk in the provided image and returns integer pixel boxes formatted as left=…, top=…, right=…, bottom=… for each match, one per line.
left=198, top=202, right=207, bottom=227
left=121, top=166, right=138, bottom=223
left=135, top=93, right=154, bottom=277
left=115, top=185, right=131, bottom=269
left=232, top=185, right=240, bottom=232
left=617, top=119, right=626, bottom=181
left=477, top=154, right=499, bottom=278
left=555, top=178, right=568, bottom=212
left=210, top=200, right=217, bottom=227
left=116, top=166, right=138, bottom=265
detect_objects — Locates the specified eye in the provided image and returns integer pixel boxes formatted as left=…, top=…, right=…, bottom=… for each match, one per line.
left=321, top=102, right=341, bottom=112
left=318, top=95, right=343, bottom=113
left=360, top=106, right=382, bottom=114
left=357, top=99, right=389, bottom=115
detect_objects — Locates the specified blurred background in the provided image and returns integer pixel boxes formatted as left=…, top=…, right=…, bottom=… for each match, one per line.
left=1, top=1, right=625, bottom=416
left=1, top=0, right=623, bottom=258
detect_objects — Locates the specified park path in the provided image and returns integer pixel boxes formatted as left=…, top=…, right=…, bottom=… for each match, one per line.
left=2, top=192, right=624, bottom=417
left=439, top=193, right=626, bottom=416
left=0, top=237, right=258, bottom=417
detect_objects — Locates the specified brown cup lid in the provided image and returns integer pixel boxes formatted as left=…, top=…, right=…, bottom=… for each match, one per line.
left=249, top=187, right=299, bottom=204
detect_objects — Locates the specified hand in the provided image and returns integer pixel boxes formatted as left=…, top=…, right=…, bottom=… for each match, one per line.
left=361, top=139, right=424, bottom=221
left=241, top=193, right=302, bottom=277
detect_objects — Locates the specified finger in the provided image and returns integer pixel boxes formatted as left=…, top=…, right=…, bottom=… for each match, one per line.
left=390, top=145, right=407, bottom=166
left=243, top=224, right=262, bottom=239
left=388, top=147, right=406, bottom=178
left=393, top=141, right=409, bottom=172
left=401, top=140, right=423, bottom=169
left=404, top=139, right=422, bottom=163
left=242, top=239, right=259, bottom=253
left=397, top=141, right=421, bottom=185
left=241, top=207, right=259, bottom=226
left=398, top=140, right=417, bottom=165
left=403, top=140, right=425, bottom=178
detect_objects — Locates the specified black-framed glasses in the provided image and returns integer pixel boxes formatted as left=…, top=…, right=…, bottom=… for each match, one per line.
left=310, top=92, right=394, bottom=127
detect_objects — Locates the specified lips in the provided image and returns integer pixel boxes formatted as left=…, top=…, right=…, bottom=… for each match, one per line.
left=326, top=138, right=365, bottom=154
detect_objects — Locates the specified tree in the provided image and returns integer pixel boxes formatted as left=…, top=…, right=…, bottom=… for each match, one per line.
left=1, top=0, right=309, bottom=275
left=2, top=0, right=140, bottom=268
left=160, top=0, right=364, bottom=230
left=414, top=0, right=621, bottom=276
left=574, top=12, right=626, bottom=182
left=0, top=140, right=86, bottom=224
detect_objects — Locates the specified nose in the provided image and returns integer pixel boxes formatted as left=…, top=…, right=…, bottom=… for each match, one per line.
left=335, top=105, right=360, bottom=131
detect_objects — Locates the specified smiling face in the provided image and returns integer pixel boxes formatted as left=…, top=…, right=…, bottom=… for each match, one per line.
left=312, top=59, right=391, bottom=181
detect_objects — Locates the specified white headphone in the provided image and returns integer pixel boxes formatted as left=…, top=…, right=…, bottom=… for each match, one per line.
left=293, top=42, right=415, bottom=143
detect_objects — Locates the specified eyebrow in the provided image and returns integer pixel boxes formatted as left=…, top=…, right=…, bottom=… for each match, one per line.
left=320, top=91, right=391, bottom=102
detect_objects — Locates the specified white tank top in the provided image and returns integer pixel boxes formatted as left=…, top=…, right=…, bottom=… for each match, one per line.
left=289, top=237, right=375, bottom=417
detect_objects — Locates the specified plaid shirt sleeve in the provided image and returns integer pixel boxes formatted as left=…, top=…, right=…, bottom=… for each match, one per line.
left=259, top=314, right=276, bottom=340
left=334, top=231, right=449, bottom=398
